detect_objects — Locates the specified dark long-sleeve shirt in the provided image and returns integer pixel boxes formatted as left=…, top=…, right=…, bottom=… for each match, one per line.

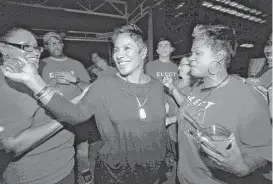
left=44, top=75, right=170, bottom=183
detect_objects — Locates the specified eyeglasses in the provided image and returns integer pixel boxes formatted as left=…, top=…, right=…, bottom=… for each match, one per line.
left=46, top=42, right=63, bottom=47
left=1, top=41, right=44, bottom=52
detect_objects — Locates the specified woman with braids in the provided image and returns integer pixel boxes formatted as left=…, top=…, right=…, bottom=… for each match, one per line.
left=163, top=24, right=272, bottom=183
left=0, top=24, right=174, bottom=183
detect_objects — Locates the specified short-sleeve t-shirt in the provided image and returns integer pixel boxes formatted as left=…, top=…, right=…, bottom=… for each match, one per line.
left=0, top=74, right=75, bottom=184
left=176, top=77, right=272, bottom=183
left=146, top=59, right=179, bottom=118
left=146, top=59, right=178, bottom=81
left=41, top=56, right=90, bottom=100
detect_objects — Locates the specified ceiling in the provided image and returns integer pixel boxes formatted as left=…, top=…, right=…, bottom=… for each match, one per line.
left=0, top=0, right=271, bottom=59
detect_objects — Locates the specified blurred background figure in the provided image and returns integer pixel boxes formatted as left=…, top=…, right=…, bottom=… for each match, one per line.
left=246, top=33, right=272, bottom=88
left=87, top=52, right=116, bottom=81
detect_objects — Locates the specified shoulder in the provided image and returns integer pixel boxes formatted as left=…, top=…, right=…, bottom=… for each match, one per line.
left=229, top=77, right=268, bottom=108
left=66, top=57, right=83, bottom=65
left=146, top=60, right=158, bottom=67
left=41, top=57, right=51, bottom=62
left=92, top=75, right=118, bottom=89
left=40, top=57, right=52, bottom=66
left=169, top=61, right=178, bottom=68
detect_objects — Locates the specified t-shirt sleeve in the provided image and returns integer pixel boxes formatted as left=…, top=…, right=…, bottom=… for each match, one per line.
left=40, top=60, right=51, bottom=83
left=237, top=87, right=272, bottom=162
left=73, top=60, right=91, bottom=82
left=44, top=78, right=105, bottom=125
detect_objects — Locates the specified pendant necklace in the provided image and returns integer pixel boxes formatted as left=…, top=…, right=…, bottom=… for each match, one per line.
left=119, top=74, right=151, bottom=119
left=129, top=76, right=150, bottom=119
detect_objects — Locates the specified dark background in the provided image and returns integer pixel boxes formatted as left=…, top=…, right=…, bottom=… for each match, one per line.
left=0, top=0, right=271, bottom=77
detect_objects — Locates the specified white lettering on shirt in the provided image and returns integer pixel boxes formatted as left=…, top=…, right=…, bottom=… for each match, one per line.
left=156, top=72, right=176, bottom=77
left=179, top=96, right=215, bottom=143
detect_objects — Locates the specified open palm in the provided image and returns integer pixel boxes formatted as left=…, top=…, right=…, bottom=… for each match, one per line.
left=0, top=57, right=38, bottom=83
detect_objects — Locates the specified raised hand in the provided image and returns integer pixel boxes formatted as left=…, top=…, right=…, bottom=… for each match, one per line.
left=162, top=75, right=174, bottom=89
left=0, top=56, right=38, bottom=84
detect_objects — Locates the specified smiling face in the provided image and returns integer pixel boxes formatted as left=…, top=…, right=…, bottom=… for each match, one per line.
left=112, top=33, right=146, bottom=76
left=189, top=39, right=219, bottom=78
left=4, top=29, right=41, bottom=69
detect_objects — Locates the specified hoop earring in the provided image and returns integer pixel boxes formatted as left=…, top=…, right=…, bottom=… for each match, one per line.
left=208, top=61, right=220, bottom=75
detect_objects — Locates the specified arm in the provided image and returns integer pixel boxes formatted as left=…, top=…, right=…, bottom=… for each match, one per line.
left=200, top=87, right=272, bottom=177
left=1, top=58, right=98, bottom=126
left=27, top=74, right=99, bottom=126
left=0, top=120, right=63, bottom=157
left=74, top=61, right=91, bottom=90
left=0, top=88, right=90, bottom=157
left=162, top=76, right=187, bottom=106
left=170, top=86, right=187, bottom=106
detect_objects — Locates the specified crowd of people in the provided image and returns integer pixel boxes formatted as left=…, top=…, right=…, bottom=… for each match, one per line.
left=0, top=22, right=271, bottom=184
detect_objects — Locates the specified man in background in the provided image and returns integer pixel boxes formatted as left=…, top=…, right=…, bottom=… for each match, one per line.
left=41, top=32, right=90, bottom=100
left=41, top=32, right=92, bottom=183
left=146, top=37, right=178, bottom=81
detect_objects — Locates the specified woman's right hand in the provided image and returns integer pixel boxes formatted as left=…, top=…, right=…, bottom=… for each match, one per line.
left=162, top=75, right=174, bottom=89
left=0, top=57, right=38, bottom=84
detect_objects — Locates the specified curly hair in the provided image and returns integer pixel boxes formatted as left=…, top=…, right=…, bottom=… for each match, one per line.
left=111, top=23, right=147, bottom=51
left=192, top=24, right=238, bottom=67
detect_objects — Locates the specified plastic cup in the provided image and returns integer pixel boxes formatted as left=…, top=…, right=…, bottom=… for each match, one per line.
left=198, top=124, right=235, bottom=153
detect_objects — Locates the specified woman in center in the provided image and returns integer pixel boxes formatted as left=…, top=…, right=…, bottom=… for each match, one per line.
left=2, top=24, right=172, bottom=183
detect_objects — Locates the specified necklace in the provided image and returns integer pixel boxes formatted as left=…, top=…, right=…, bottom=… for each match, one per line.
left=118, top=74, right=151, bottom=119
left=200, top=75, right=229, bottom=92
left=183, top=75, right=230, bottom=129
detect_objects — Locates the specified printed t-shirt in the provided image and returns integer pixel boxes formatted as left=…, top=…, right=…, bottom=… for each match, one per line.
left=176, top=77, right=272, bottom=183
left=41, top=56, right=90, bottom=100
left=146, top=59, right=178, bottom=81
left=0, top=74, right=75, bottom=184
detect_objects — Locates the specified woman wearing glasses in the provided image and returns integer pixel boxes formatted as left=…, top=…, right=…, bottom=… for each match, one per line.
left=1, top=24, right=174, bottom=183
left=164, top=24, right=272, bottom=183
left=165, top=55, right=198, bottom=138
left=0, top=28, right=77, bottom=183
